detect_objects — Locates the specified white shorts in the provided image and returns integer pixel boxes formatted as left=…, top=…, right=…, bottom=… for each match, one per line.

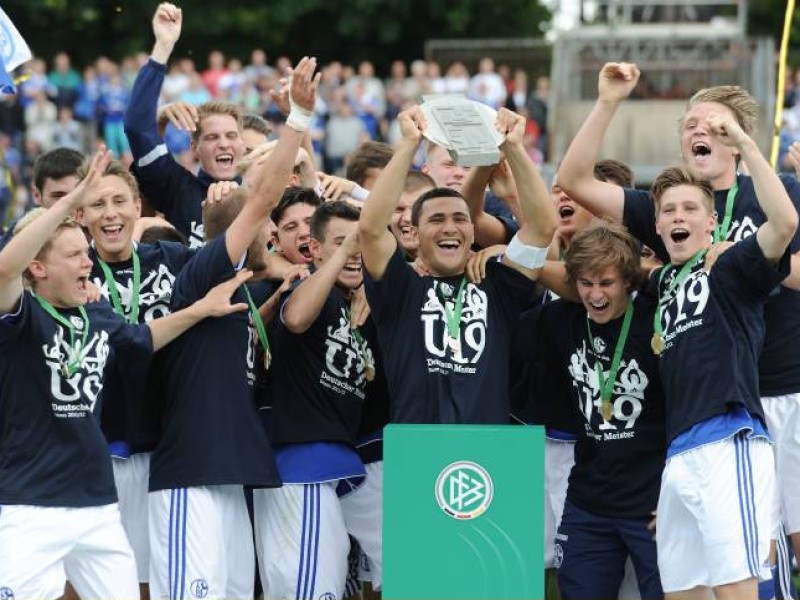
left=544, top=438, right=575, bottom=568
left=339, top=460, right=383, bottom=589
left=657, top=434, right=773, bottom=593
left=0, top=503, right=139, bottom=600
left=761, top=393, right=800, bottom=535
left=112, top=452, right=151, bottom=583
left=148, top=486, right=254, bottom=600
left=254, top=482, right=350, bottom=600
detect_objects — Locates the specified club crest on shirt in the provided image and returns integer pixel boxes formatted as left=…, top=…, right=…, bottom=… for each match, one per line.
left=92, top=263, right=177, bottom=322
left=189, top=221, right=205, bottom=249
left=421, top=281, right=487, bottom=373
left=321, top=307, right=371, bottom=396
left=42, top=328, right=110, bottom=416
left=569, top=341, right=646, bottom=434
left=728, top=216, right=758, bottom=243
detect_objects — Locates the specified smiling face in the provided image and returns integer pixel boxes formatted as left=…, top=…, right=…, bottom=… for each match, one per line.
left=414, top=195, right=474, bottom=277
left=680, top=102, right=739, bottom=190
left=30, top=226, right=94, bottom=308
left=391, top=188, right=431, bottom=258
left=274, top=202, right=317, bottom=265
left=311, top=217, right=363, bottom=290
left=576, top=264, right=630, bottom=324
left=422, top=145, right=470, bottom=192
left=194, top=113, right=244, bottom=181
left=79, top=174, right=141, bottom=262
left=656, top=184, right=715, bottom=265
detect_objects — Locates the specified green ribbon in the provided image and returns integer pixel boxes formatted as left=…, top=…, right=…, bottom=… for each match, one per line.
left=243, top=284, right=270, bottom=358
left=436, top=277, right=467, bottom=345
left=713, top=180, right=739, bottom=243
left=586, top=298, right=634, bottom=405
left=96, top=246, right=140, bottom=324
left=33, top=293, right=90, bottom=377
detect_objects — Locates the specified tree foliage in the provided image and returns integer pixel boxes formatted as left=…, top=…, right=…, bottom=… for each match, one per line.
left=5, top=0, right=551, bottom=70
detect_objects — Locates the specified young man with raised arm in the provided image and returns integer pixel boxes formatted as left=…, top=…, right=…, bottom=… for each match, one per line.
left=145, top=49, right=320, bottom=599
left=79, top=158, right=196, bottom=598
left=124, top=3, right=249, bottom=248
left=646, top=110, right=797, bottom=599
left=558, top=63, right=800, bottom=579
left=359, top=105, right=556, bottom=424
left=0, top=149, right=250, bottom=600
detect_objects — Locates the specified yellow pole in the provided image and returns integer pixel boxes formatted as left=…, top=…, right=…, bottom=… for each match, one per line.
left=771, top=0, right=797, bottom=168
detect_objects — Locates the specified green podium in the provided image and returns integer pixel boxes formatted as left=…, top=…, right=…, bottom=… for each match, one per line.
left=383, top=424, right=545, bottom=600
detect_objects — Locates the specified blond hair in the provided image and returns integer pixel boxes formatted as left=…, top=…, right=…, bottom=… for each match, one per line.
left=192, top=101, right=243, bottom=144
left=76, top=158, right=140, bottom=199
left=684, top=86, right=759, bottom=135
left=651, top=166, right=714, bottom=213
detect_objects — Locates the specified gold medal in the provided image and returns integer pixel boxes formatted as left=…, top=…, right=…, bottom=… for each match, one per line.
left=600, top=401, right=613, bottom=421
left=263, top=348, right=272, bottom=371
left=60, top=363, right=70, bottom=378
left=651, top=333, right=664, bottom=355
left=365, top=362, right=375, bottom=382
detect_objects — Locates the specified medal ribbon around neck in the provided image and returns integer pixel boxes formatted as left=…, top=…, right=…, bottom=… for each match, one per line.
left=96, top=245, right=141, bottom=324
left=242, top=285, right=272, bottom=370
left=585, top=298, right=634, bottom=421
left=345, top=304, right=375, bottom=381
left=713, top=180, right=739, bottom=243
left=34, top=294, right=90, bottom=377
left=652, top=248, right=707, bottom=354
left=436, top=277, right=467, bottom=349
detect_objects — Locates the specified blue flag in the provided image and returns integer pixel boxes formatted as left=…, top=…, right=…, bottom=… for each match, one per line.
left=0, top=7, right=32, bottom=95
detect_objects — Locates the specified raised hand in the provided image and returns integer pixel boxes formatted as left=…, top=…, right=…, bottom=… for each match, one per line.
left=706, top=113, right=748, bottom=148
left=288, top=57, right=321, bottom=113
left=397, top=105, right=426, bottom=145
left=497, top=107, right=526, bottom=146
left=158, top=101, right=198, bottom=133
left=66, top=146, right=111, bottom=211
left=152, top=3, right=182, bottom=48
left=598, top=62, right=640, bottom=104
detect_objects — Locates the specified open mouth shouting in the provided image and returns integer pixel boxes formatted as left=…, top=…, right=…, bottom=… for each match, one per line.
left=215, top=153, right=235, bottom=169
left=670, top=228, right=690, bottom=243
left=436, top=239, right=462, bottom=257
left=558, top=204, right=575, bottom=220
left=297, top=242, right=313, bottom=263
left=100, top=224, right=125, bottom=244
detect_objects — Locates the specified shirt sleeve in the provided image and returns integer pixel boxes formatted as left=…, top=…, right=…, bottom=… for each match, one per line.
left=713, top=234, right=791, bottom=301
left=0, top=291, right=27, bottom=345
left=363, top=246, right=416, bottom=332
left=485, top=258, right=537, bottom=321
left=124, top=59, right=192, bottom=220
left=170, top=236, right=235, bottom=310
left=622, top=187, right=669, bottom=263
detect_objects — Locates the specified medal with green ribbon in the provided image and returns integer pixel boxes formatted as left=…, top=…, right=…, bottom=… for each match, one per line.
left=34, top=294, right=90, bottom=377
left=96, top=246, right=141, bottom=324
left=345, top=304, right=375, bottom=382
left=651, top=248, right=707, bottom=355
left=243, top=284, right=272, bottom=370
left=436, top=277, right=467, bottom=354
left=586, top=299, right=634, bottom=422
left=713, top=180, right=739, bottom=243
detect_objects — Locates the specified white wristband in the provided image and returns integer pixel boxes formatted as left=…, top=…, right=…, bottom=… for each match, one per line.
left=286, top=105, right=313, bottom=133
left=505, top=233, right=549, bottom=269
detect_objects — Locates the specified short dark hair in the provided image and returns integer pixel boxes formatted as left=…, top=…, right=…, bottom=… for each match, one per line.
left=270, top=186, right=323, bottom=225
left=410, top=187, right=470, bottom=226
left=33, top=147, right=84, bottom=192
left=346, top=141, right=394, bottom=186
left=594, top=159, right=634, bottom=188
left=310, top=200, right=360, bottom=241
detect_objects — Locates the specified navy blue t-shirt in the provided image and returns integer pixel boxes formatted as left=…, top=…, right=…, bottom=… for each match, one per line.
left=0, top=292, right=152, bottom=507
left=270, top=285, right=373, bottom=446
left=649, top=235, right=790, bottom=443
left=364, top=248, right=534, bottom=424
left=90, top=241, right=195, bottom=453
left=514, top=295, right=665, bottom=519
left=150, top=235, right=280, bottom=491
left=624, top=174, right=800, bottom=395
